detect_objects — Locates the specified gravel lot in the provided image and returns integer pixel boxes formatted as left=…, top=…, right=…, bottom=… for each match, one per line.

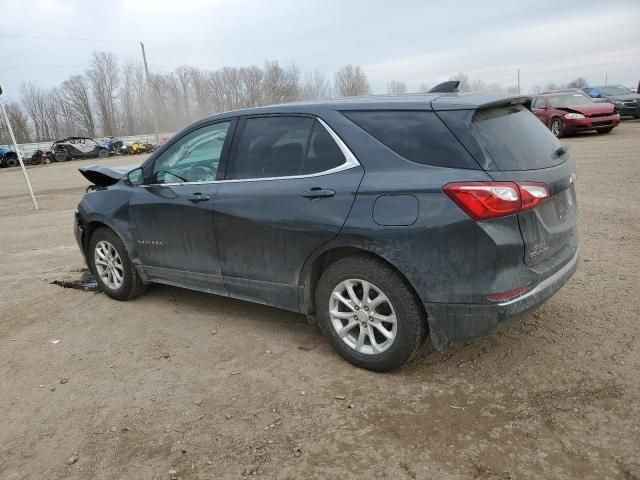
left=1, top=121, right=639, bottom=479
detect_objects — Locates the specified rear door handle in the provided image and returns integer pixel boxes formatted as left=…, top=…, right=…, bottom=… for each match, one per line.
left=187, top=193, right=211, bottom=203
left=302, top=188, right=335, bottom=199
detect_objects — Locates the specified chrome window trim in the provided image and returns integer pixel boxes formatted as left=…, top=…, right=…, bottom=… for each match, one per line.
left=142, top=117, right=360, bottom=187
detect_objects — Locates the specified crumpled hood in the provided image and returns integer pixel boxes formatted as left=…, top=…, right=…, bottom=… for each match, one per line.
left=79, top=163, right=140, bottom=187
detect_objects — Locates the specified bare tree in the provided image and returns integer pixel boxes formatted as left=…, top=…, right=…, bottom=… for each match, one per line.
left=61, top=74, right=96, bottom=137
left=0, top=101, right=32, bottom=143
left=300, top=70, right=331, bottom=100
left=120, top=61, right=140, bottom=135
left=187, top=66, right=211, bottom=119
left=174, top=65, right=192, bottom=121
left=386, top=80, right=407, bottom=95
left=418, top=83, right=431, bottom=93
left=238, top=66, right=264, bottom=108
left=567, top=77, right=588, bottom=88
left=88, top=51, right=119, bottom=136
left=334, top=65, right=371, bottom=97
left=21, top=82, right=52, bottom=140
left=262, top=61, right=300, bottom=105
left=544, top=82, right=558, bottom=92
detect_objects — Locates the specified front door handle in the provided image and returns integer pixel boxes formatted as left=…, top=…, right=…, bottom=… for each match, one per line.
left=187, top=193, right=211, bottom=203
left=302, top=188, right=335, bottom=199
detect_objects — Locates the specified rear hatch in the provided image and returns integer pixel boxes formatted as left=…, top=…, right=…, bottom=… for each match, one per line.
left=436, top=102, right=578, bottom=267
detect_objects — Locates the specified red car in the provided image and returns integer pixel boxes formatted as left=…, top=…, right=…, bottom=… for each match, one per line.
left=531, top=92, right=620, bottom=137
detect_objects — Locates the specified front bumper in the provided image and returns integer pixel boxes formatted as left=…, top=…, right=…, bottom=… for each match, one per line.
left=613, top=104, right=640, bottom=117
left=425, top=249, right=579, bottom=350
left=564, top=115, right=620, bottom=132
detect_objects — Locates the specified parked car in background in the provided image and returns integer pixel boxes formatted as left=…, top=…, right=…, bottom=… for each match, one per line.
left=74, top=92, right=579, bottom=371
left=531, top=92, right=620, bottom=137
left=0, top=145, right=19, bottom=168
left=582, top=85, right=640, bottom=118
left=52, top=136, right=110, bottom=162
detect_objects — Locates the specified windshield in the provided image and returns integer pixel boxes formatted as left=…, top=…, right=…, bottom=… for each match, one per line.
left=547, top=94, right=593, bottom=108
left=598, top=85, right=632, bottom=96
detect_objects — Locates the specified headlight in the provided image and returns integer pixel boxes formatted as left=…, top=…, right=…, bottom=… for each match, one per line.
left=564, top=113, right=585, bottom=119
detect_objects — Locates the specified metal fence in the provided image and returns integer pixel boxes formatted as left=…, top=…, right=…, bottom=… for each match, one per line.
left=1, top=133, right=175, bottom=158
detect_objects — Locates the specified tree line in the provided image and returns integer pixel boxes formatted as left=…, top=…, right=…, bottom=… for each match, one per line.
left=0, top=50, right=592, bottom=145
left=0, top=52, right=373, bottom=144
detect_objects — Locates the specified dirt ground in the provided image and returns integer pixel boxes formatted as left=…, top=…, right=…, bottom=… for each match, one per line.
left=1, top=121, right=639, bottom=480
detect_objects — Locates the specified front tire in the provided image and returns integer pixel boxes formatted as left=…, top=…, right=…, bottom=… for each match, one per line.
left=98, top=148, right=109, bottom=158
left=6, top=155, right=18, bottom=167
left=550, top=118, right=565, bottom=138
left=315, top=256, right=426, bottom=372
left=88, top=228, right=146, bottom=301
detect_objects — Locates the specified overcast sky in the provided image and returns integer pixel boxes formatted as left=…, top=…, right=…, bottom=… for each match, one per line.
left=1, top=0, right=639, bottom=101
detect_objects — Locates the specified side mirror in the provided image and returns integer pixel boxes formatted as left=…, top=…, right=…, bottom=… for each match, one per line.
left=126, top=167, right=145, bottom=186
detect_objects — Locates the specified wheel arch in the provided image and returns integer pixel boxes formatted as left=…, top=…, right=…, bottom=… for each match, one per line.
left=81, top=218, right=148, bottom=282
left=299, top=244, right=426, bottom=324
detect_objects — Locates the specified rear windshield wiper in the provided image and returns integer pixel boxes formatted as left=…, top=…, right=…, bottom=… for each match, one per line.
left=552, top=144, right=569, bottom=160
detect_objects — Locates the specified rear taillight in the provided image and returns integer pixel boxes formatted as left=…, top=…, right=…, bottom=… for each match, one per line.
left=442, top=181, right=549, bottom=221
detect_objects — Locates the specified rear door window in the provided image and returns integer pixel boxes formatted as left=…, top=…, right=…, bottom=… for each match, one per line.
left=304, top=121, right=345, bottom=174
left=471, top=105, right=564, bottom=171
left=342, top=110, right=478, bottom=169
left=234, top=116, right=314, bottom=179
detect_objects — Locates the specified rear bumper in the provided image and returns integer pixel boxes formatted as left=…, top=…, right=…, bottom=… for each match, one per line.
left=425, top=249, right=579, bottom=350
left=564, top=115, right=620, bottom=132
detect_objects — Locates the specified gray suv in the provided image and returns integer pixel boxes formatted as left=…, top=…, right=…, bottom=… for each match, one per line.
left=75, top=93, right=578, bottom=371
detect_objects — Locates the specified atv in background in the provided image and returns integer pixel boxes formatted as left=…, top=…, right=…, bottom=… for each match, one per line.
left=0, top=145, right=19, bottom=168
left=102, top=137, right=124, bottom=154
left=29, top=149, right=54, bottom=165
left=120, top=140, right=157, bottom=155
left=52, top=136, right=110, bottom=162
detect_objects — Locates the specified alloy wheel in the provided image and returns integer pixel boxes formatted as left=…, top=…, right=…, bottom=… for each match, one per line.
left=94, top=240, right=125, bottom=290
left=329, top=279, right=397, bottom=355
left=551, top=119, right=562, bottom=137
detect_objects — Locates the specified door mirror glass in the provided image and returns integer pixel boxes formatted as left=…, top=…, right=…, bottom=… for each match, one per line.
left=127, top=167, right=145, bottom=186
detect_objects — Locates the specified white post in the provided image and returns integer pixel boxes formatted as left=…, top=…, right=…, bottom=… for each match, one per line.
left=1, top=102, right=38, bottom=210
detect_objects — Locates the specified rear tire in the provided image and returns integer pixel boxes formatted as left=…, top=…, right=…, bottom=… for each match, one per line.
left=550, top=118, right=565, bottom=138
left=597, top=128, right=613, bottom=134
left=315, top=255, right=426, bottom=372
left=88, top=228, right=146, bottom=301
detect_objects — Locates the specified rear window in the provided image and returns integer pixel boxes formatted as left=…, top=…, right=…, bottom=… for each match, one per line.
left=342, top=110, right=478, bottom=169
left=471, top=105, right=564, bottom=171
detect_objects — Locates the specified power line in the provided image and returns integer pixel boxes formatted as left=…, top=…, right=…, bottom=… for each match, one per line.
left=0, top=33, right=138, bottom=44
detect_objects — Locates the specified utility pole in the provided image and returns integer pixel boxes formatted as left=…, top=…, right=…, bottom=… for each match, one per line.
left=140, top=42, right=160, bottom=145
left=517, top=68, right=521, bottom=94
left=605, top=72, right=608, bottom=86
left=0, top=102, right=38, bottom=209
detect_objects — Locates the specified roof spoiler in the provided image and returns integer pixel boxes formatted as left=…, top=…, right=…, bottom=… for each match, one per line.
left=429, top=81, right=460, bottom=93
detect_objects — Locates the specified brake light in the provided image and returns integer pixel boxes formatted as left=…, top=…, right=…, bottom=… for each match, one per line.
left=442, top=182, right=549, bottom=221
